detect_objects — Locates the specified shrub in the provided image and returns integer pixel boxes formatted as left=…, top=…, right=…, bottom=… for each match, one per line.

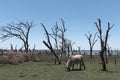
left=16, top=54, right=25, bottom=63
left=7, top=53, right=19, bottom=65
left=0, top=52, right=41, bottom=65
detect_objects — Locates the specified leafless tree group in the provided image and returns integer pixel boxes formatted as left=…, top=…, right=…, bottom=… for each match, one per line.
left=0, top=18, right=115, bottom=71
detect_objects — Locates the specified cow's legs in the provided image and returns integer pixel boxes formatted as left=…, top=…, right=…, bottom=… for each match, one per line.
left=68, top=67, right=71, bottom=71
left=79, top=61, right=82, bottom=70
left=72, top=64, right=74, bottom=70
left=81, top=59, right=85, bottom=70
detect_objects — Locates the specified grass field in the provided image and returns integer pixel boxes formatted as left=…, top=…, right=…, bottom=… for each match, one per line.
left=0, top=59, right=120, bottom=80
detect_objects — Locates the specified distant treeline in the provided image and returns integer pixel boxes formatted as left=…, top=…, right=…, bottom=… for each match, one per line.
left=0, top=49, right=120, bottom=55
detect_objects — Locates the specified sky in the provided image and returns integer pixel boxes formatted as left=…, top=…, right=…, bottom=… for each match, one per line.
left=0, top=0, right=120, bottom=50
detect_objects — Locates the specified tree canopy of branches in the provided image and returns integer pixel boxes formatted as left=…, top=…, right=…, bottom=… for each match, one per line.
left=95, top=18, right=114, bottom=71
left=50, top=20, right=69, bottom=56
left=85, top=32, right=97, bottom=58
left=0, top=21, right=33, bottom=53
left=51, top=22, right=59, bottom=50
left=57, top=19, right=67, bottom=55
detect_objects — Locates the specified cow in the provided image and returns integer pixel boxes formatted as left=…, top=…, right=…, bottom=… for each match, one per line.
left=65, top=54, right=85, bottom=71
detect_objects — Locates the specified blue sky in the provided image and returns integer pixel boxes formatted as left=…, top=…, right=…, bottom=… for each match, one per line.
left=0, top=0, right=120, bottom=50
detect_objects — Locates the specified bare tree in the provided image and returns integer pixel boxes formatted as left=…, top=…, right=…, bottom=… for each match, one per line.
left=115, top=48, right=120, bottom=55
left=64, top=39, right=74, bottom=57
left=41, top=23, right=61, bottom=64
left=41, top=19, right=69, bottom=64
left=94, top=18, right=114, bottom=71
left=10, top=44, right=17, bottom=53
left=50, top=22, right=59, bottom=52
left=85, top=32, right=97, bottom=58
left=70, top=41, right=75, bottom=55
left=78, top=47, right=81, bottom=54
left=107, top=45, right=112, bottom=56
left=58, top=19, right=67, bottom=55
left=0, top=21, right=33, bottom=53
left=49, top=19, right=67, bottom=56
left=10, top=44, right=14, bottom=52
left=104, top=44, right=111, bottom=64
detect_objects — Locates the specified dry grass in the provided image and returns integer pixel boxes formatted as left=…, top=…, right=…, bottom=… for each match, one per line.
left=0, top=54, right=120, bottom=80
left=0, top=52, right=120, bottom=66
left=0, top=52, right=40, bottom=64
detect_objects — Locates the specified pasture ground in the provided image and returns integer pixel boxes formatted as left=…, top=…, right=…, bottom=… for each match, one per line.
left=0, top=55, right=120, bottom=80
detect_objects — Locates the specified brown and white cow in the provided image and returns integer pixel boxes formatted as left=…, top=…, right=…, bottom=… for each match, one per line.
left=65, top=54, right=85, bottom=71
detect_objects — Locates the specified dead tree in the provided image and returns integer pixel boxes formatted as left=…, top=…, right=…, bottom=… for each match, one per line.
left=70, top=41, right=75, bottom=55
left=115, top=48, right=120, bottom=55
left=104, top=44, right=111, bottom=64
left=0, top=21, right=33, bottom=53
left=10, top=44, right=17, bottom=53
left=49, top=19, right=67, bottom=57
left=50, top=22, right=59, bottom=52
left=41, top=23, right=61, bottom=64
left=50, top=22, right=62, bottom=63
left=95, top=18, right=114, bottom=71
left=58, top=19, right=67, bottom=55
left=78, top=47, right=81, bottom=54
left=64, top=39, right=74, bottom=57
left=85, top=32, right=97, bottom=58
left=107, top=45, right=112, bottom=56
left=10, top=44, right=14, bottom=52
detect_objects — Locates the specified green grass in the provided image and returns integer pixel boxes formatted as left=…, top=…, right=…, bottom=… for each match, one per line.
left=0, top=61, right=120, bottom=80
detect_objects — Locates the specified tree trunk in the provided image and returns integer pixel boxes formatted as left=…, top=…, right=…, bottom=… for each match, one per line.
left=105, top=51, right=108, bottom=64
left=114, top=58, right=117, bottom=65
left=100, top=52, right=107, bottom=71
left=90, top=47, right=93, bottom=58
left=43, top=41, right=61, bottom=64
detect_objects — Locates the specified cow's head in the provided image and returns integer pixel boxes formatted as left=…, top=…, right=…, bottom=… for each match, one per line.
left=65, top=59, right=71, bottom=71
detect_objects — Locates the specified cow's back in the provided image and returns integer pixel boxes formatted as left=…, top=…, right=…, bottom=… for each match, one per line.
left=70, top=54, right=83, bottom=59
left=69, top=54, right=83, bottom=64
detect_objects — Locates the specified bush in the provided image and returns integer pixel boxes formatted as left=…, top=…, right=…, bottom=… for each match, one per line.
left=7, top=53, right=19, bottom=65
